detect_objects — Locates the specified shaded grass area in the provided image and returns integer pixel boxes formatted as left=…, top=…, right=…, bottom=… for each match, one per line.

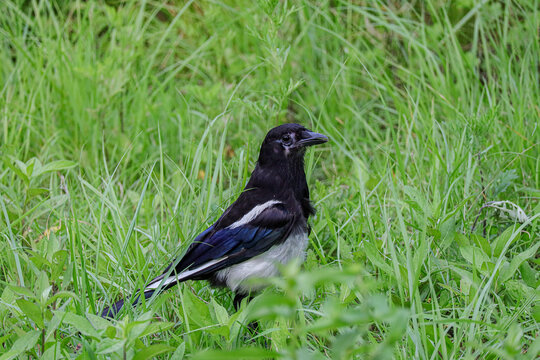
left=0, top=0, right=539, bottom=358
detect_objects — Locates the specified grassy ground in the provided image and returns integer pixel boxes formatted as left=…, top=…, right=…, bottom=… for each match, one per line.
left=0, top=0, right=539, bottom=358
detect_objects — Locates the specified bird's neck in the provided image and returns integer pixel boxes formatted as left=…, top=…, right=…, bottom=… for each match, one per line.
left=246, top=156, right=314, bottom=217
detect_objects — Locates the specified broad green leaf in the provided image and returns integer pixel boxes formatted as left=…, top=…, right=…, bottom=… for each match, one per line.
left=102, top=324, right=116, bottom=339
left=28, top=251, right=50, bottom=269
left=60, top=312, right=100, bottom=338
left=181, top=288, right=212, bottom=327
left=133, top=344, right=176, bottom=360
left=211, top=298, right=229, bottom=325
left=51, top=250, right=68, bottom=279
left=7, top=285, right=34, bottom=298
left=296, top=265, right=361, bottom=290
left=454, top=233, right=470, bottom=247
left=125, top=311, right=153, bottom=342
left=206, top=323, right=230, bottom=337
left=16, top=299, right=43, bottom=328
left=499, top=241, right=540, bottom=283
left=470, top=234, right=491, bottom=257
left=27, top=158, right=43, bottom=178
left=460, top=277, right=472, bottom=296
left=27, top=188, right=48, bottom=198
left=138, top=321, right=175, bottom=338
left=460, top=245, right=490, bottom=269
left=491, top=225, right=519, bottom=258
left=526, top=335, right=540, bottom=360
left=519, top=262, right=538, bottom=288
left=307, top=301, right=375, bottom=332
left=14, top=160, right=27, bottom=176
left=25, top=158, right=36, bottom=177
left=438, top=216, right=456, bottom=251
left=227, top=310, right=244, bottom=341
left=45, top=311, right=64, bottom=343
left=403, top=185, right=430, bottom=218
left=449, top=265, right=477, bottom=296
left=413, top=236, right=429, bottom=277
left=170, top=342, right=186, bottom=360
left=80, top=337, right=98, bottom=360
left=292, top=348, right=326, bottom=360
left=0, top=351, right=17, bottom=360
left=96, top=338, right=126, bottom=355
left=0, top=330, right=40, bottom=360
left=503, top=323, right=523, bottom=355
left=246, top=293, right=296, bottom=321
left=3, top=159, right=29, bottom=184
left=362, top=241, right=394, bottom=277
left=38, top=160, right=77, bottom=175
left=86, top=313, right=115, bottom=331
left=332, top=329, right=362, bottom=360
left=533, top=305, right=540, bottom=324
left=37, top=271, right=51, bottom=303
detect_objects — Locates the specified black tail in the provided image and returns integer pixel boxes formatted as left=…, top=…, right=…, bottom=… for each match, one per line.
left=101, top=289, right=156, bottom=318
left=100, top=259, right=196, bottom=318
left=100, top=267, right=186, bottom=318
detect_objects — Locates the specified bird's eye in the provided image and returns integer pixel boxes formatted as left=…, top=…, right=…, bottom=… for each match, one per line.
left=281, top=134, right=292, bottom=145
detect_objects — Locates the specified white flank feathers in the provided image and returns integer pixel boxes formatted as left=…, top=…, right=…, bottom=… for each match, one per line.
left=215, top=231, right=308, bottom=293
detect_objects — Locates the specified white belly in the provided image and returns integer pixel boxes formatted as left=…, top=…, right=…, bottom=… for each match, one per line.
left=215, top=231, right=308, bottom=293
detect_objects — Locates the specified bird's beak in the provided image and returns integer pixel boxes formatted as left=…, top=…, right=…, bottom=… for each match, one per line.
left=297, top=130, right=329, bottom=148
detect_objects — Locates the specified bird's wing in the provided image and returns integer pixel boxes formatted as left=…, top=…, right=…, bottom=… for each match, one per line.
left=145, top=202, right=295, bottom=291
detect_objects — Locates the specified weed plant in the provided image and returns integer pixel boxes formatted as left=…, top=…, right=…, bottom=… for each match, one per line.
left=0, top=1, right=538, bottom=359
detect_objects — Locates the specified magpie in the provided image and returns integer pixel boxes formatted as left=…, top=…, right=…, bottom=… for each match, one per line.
left=101, top=123, right=328, bottom=318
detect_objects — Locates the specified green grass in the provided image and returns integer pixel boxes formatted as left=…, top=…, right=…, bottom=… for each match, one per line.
left=0, top=0, right=539, bottom=358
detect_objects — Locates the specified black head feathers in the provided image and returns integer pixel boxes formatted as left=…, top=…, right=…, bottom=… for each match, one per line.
left=257, top=123, right=328, bottom=165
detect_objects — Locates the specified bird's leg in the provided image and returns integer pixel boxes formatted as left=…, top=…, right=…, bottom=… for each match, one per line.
left=233, top=292, right=249, bottom=311
left=233, top=292, right=260, bottom=335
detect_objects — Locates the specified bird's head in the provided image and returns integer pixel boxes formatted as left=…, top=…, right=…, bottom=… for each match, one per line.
left=258, top=123, right=328, bottom=164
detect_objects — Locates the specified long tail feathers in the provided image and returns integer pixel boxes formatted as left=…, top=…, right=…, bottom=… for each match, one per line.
left=101, top=289, right=155, bottom=318
left=100, top=269, right=188, bottom=319
left=100, top=261, right=207, bottom=318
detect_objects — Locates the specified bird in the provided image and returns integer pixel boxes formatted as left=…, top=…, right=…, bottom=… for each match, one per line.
left=101, top=123, right=328, bottom=318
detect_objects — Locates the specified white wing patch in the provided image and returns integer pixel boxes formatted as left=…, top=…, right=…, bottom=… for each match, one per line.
left=145, top=257, right=226, bottom=291
left=227, top=200, right=282, bottom=229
